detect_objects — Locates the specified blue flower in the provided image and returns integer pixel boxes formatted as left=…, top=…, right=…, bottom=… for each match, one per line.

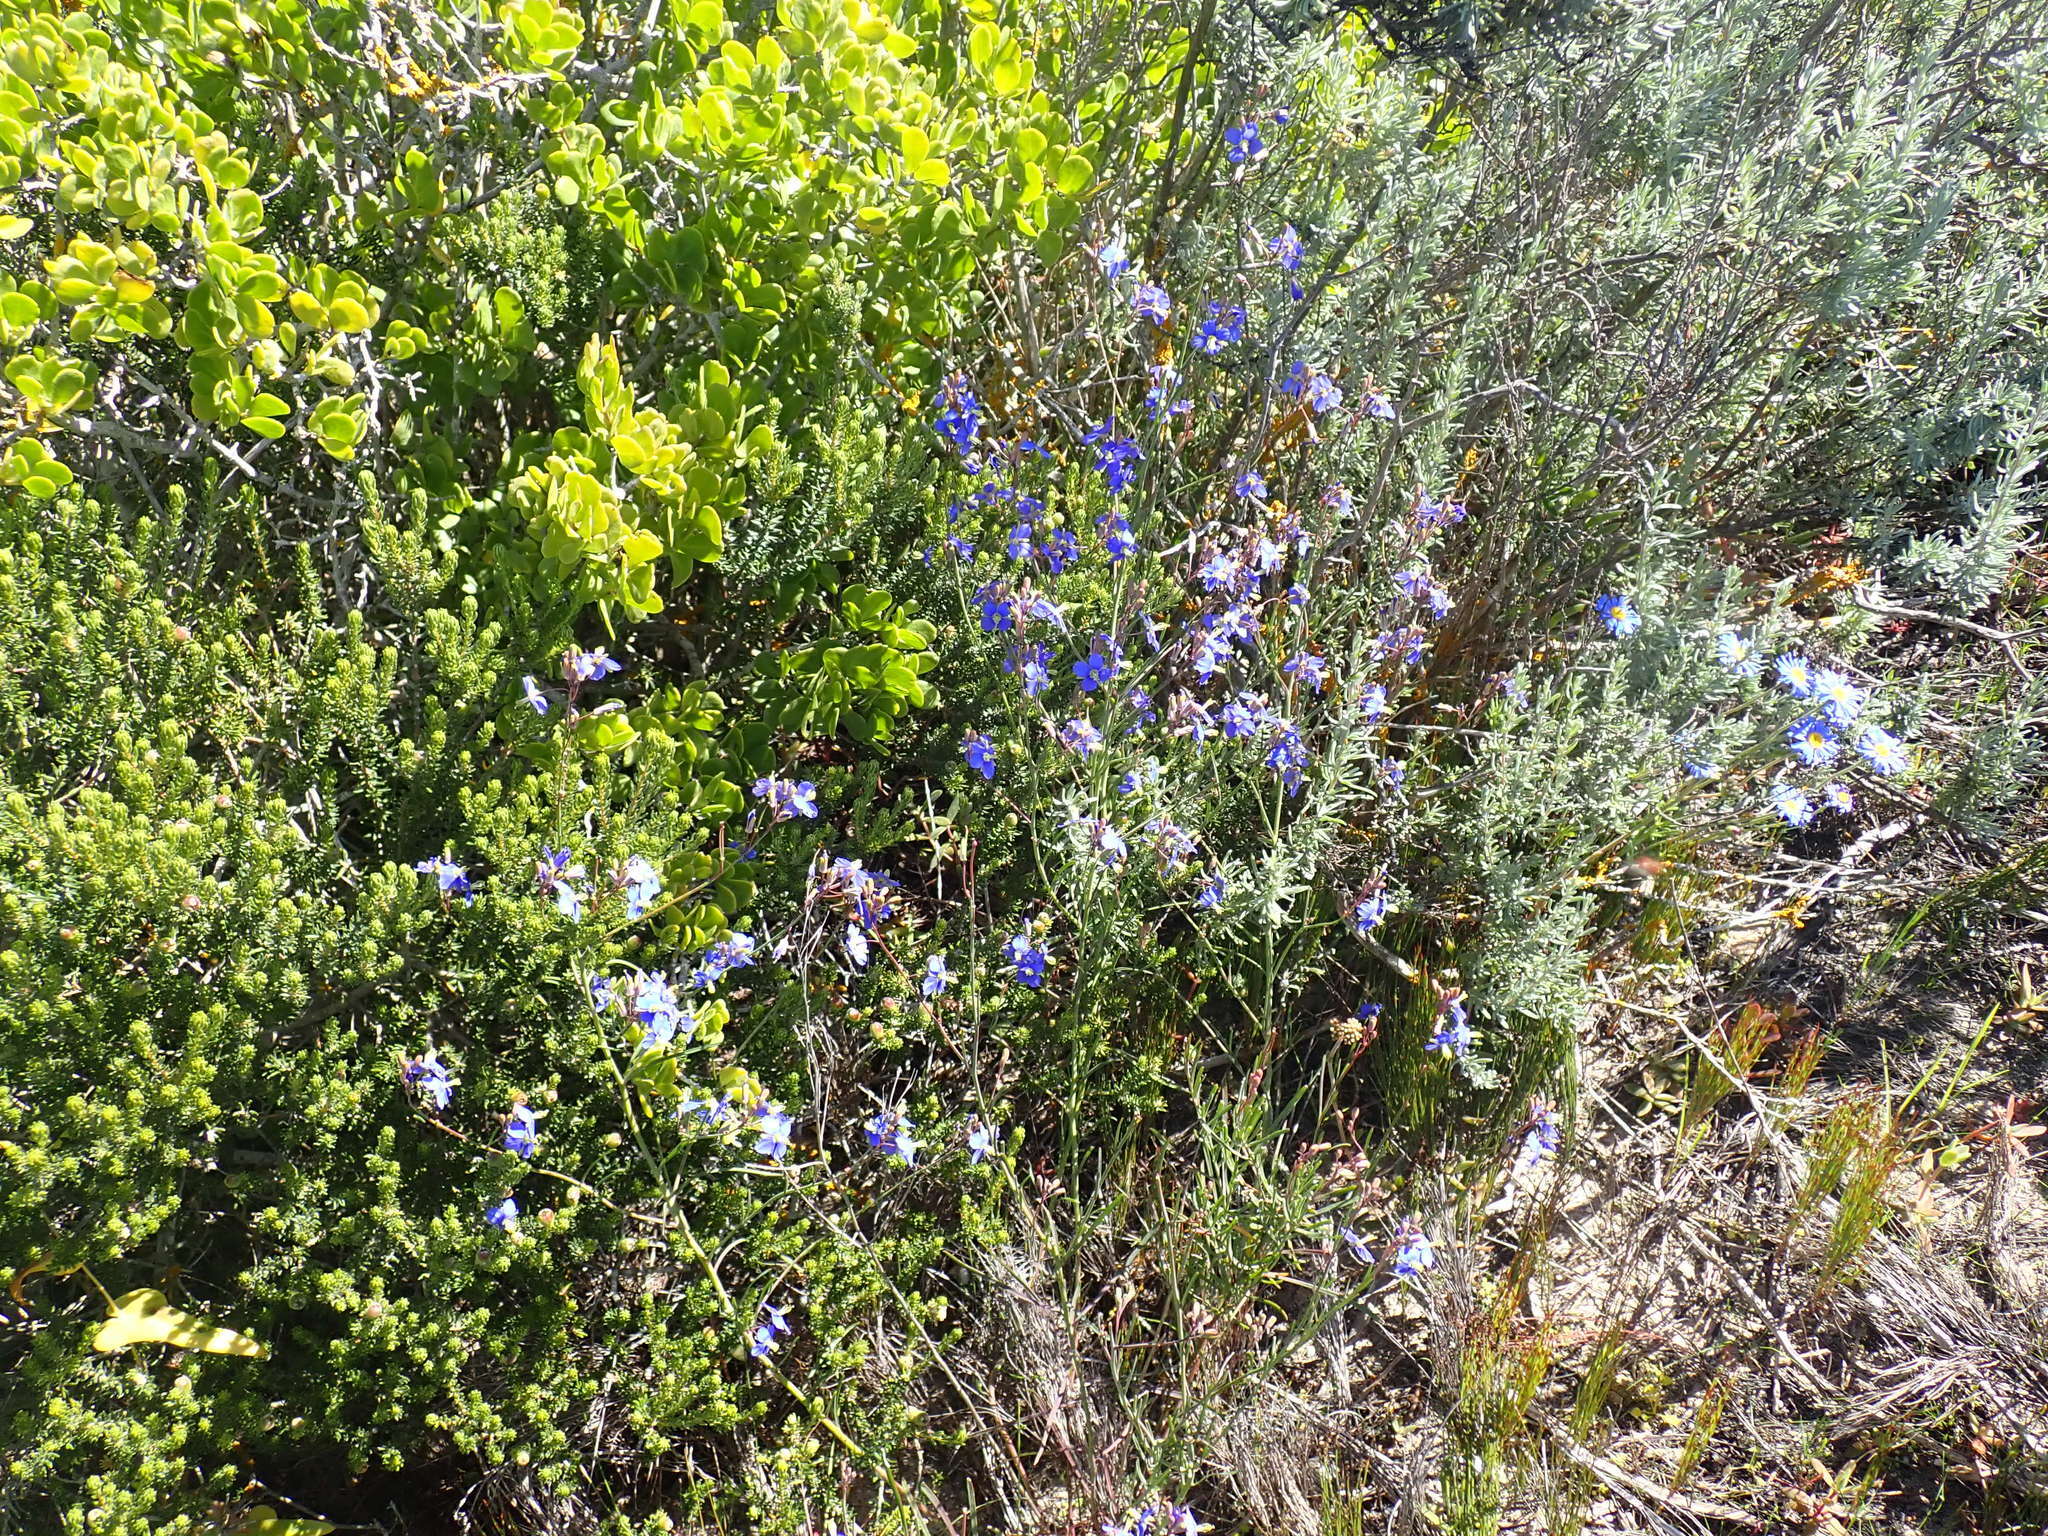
left=753, top=1104, right=794, bottom=1161
left=865, top=1106, right=919, bottom=1165
left=619, top=855, right=662, bottom=919
left=1269, top=223, right=1303, bottom=271
left=922, top=954, right=953, bottom=998
left=1225, top=119, right=1264, bottom=162
left=1083, top=420, right=1144, bottom=493
left=1008, top=641, right=1054, bottom=698
left=1234, top=469, right=1267, bottom=500
left=1773, top=654, right=1816, bottom=698
left=1786, top=715, right=1841, bottom=766
left=1099, top=512, right=1136, bottom=562
left=1197, top=871, right=1226, bottom=909
left=965, top=1116, right=997, bottom=1164
left=1037, top=527, right=1081, bottom=574
left=1715, top=628, right=1763, bottom=678
left=749, top=1300, right=792, bottom=1358
left=1360, top=383, right=1395, bottom=420
left=1823, top=783, right=1856, bottom=813
left=1072, top=637, right=1123, bottom=693
left=1357, top=684, right=1389, bottom=721
left=403, top=1049, right=454, bottom=1110
left=536, top=846, right=587, bottom=921
left=753, top=774, right=821, bottom=822
left=563, top=647, right=622, bottom=684
left=691, top=932, right=758, bottom=989
left=1133, top=282, right=1171, bottom=325
left=1685, top=759, right=1719, bottom=780
left=1594, top=593, right=1641, bottom=638
left=1426, top=1003, right=1473, bottom=1059
left=974, top=580, right=1017, bottom=633
left=1351, top=889, right=1390, bottom=936
left=1081, top=818, right=1128, bottom=870
left=1856, top=723, right=1908, bottom=776
left=933, top=373, right=981, bottom=456
left=1058, top=717, right=1104, bottom=758
left=413, top=855, right=473, bottom=905
left=485, top=1197, right=519, bottom=1232
left=964, top=729, right=997, bottom=780
left=1196, top=550, right=1245, bottom=596
left=1813, top=668, right=1865, bottom=723
left=589, top=975, right=615, bottom=1013
left=1096, top=238, right=1130, bottom=278
left=1003, top=929, right=1050, bottom=987
left=504, top=1103, right=538, bottom=1159
left=1192, top=302, right=1246, bottom=355
left=1217, top=697, right=1260, bottom=740
left=521, top=675, right=550, bottom=715
left=1413, top=491, right=1467, bottom=530
left=1768, top=783, right=1815, bottom=827
left=1302, top=372, right=1342, bottom=415
left=1389, top=1219, right=1436, bottom=1279
left=1264, top=724, right=1308, bottom=794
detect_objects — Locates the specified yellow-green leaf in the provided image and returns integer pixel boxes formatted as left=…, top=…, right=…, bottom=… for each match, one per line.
left=93, top=1289, right=268, bottom=1358
left=225, top=1506, right=337, bottom=1536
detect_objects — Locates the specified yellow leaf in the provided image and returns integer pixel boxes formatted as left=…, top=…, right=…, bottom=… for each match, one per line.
left=93, top=1288, right=269, bottom=1358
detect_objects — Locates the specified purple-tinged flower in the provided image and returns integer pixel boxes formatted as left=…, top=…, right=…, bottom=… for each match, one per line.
left=1360, top=382, right=1395, bottom=420
left=631, top=970, right=688, bottom=1048
left=1813, top=669, right=1865, bottom=723
left=693, top=933, right=758, bottom=990
left=1357, top=684, right=1389, bottom=721
left=753, top=1104, right=794, bottom=1161
left=1270, top=223, right=1303, bottom=271
left=1285, top=583, right=1310, bottom=607
left=964, top=730, right=997, bottom=781
left=1389, top=1219, right=1436, bottom=1279
left=816, top=857, right=900, bottom=932
left=1786, top=715, right=1841, bottom=767
left=1148, top=818, right=1198, bottom=872
left=1217, top=695, right=1262, bottom=740
left=1339, top=1225, right=1372, bottom=1264
left=1774, top=654, right=1816, bottom=698
left=1594, top=593, right=1641, bottom=638
left=1413, top=490, right=1467, bottom=530
left=1124, top=686, right=1157, bottom=727
left=866, top=1106, right=919, bottom=1165
left=590, top=976, right=615, bottom=1013
left=413, top=855, right=473, bottom=905
left=1100, top=512, right=1136, bottom=562
left=1058, top=717, right=1105, bottom=758
left=1823, top=783, right=1856, bottom=813
left=1196, top=870, right=1226, bottom=909
left=1515, top=1099, right=1562, bottom=1170
left=1022, top=588, right=1068, bottom=632
left=1003, top=929, right=1050, bottom=987
left=1283, top=652, right=1329, bottom=693
left=1856, top=723, right=1908, bottom=776
left=1196, top=550, right=1245, bottom=596
left=564, top=647, right=622, bottom=684
left=521, top=675, right=550, bottom=715
left=504, top=1103, right=538, bottom=1159
left=1715, top=628, right=1763, bottom=678
left=1037, top=527, right=1082, bottom=574
left=1768, top=783, right=1815, bottom=827
left=966, top=1116, right=997, bottom=1164
left=1133, top=282, right=1170, bottom=325
left=1302, top=372, right=1342, bottom=415
left=1322, top=483, right=1354, bottom=515
left=922, top=954, right=953, bottom=998
left=403, top=1049, right=454, bottom=1111
left=1096, top=238, right=1130, bottom=278
left=1685, top=759, right=1719, bottom=780
left=1426, top=989, right=1473, bottom=1058
left=752, top=774, right=821, bottom=822
left=1081, top=818, right=1129, bottom=870
left=1234, top=469, right=1268, bottom=500
left=1225, top=119, right=1264, bottom=162
left=933, top=373, right=981, bottom=456
left=1170, top=693, right=1217, bottom=746
left=485, top=1197, right=519, bottom=1232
